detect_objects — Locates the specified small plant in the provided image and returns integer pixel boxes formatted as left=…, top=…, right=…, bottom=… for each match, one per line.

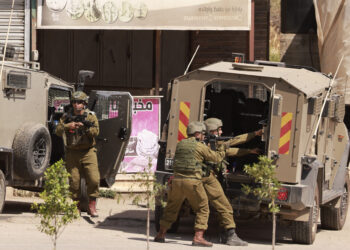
left=242, top=155, right=281, bottom=250
left=32, top=159, right=79, bottom=250
left=128, top=158, right=167, bottom=250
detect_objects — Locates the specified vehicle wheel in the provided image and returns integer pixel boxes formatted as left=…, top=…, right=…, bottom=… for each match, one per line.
left=0, top=170, right=6, bottom=213
left=80, top=177, right=89, bottom=212
left=154, top=205, right=180, bottom=233
left=291, top=185, right=319, bottom=244
left=13, top=123, right=52, bottom=179
left=321, top=175, right=349, bottom=230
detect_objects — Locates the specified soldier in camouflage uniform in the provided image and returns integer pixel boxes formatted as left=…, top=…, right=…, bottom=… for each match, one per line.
left=154, top=121, right=226, bottom=247
left=55, top=91, right=100, bottom=217
left=202, top=118, right=262, bottom=246
left=205, top=117, right=262, bottom=156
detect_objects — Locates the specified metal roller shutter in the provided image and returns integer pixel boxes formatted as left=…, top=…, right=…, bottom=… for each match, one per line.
left=0, top=0, right=28, bottom=61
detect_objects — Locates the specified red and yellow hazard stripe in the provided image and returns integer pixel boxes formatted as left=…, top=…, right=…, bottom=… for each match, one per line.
left=177, top=101, right=190, bottom=142
left=279, top=112, right=293, bottom=155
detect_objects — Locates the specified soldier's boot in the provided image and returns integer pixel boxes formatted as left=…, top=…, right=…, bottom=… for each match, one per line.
left=88, top=198, right=98, bottom=217
left=192, top=229, right=213, bottom=247
left=225, top=228, right=248, bottom=246
left=154, top=227, right=167, bottom=243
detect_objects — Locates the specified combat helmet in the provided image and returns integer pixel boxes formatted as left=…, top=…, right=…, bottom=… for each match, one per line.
left=72, top=91, right=88, bottom=103
left=204, top=117, right=223, bottom=132
left=187, top=121, right=206, bottom=135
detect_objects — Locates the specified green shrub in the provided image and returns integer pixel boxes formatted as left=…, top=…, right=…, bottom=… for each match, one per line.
left=32, top=159, right=79, bottom=250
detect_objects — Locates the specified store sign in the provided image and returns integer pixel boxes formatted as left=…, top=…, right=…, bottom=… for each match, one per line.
left=119, top=96, right=161, bottom=173
left=37, top=0, right=251, bottom=30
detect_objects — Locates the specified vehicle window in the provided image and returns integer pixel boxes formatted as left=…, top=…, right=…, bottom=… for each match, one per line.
left=90, top=95, right=121, bottom=121
left=48, top=88, right=71, bottom=122
left=48, top=88, right=71, bottom=111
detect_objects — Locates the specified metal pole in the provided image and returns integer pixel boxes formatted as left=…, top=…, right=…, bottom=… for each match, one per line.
left=155, top=30, right=162, bottom=96
left=249, top=0, right=255, bottom=62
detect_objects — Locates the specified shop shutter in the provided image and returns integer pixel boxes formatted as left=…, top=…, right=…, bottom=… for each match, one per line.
left=0, top=0, right=27, bottom=61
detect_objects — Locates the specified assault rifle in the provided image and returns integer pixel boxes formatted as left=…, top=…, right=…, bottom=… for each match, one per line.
left=204, top=134, right=235, bottom=150
left=64, top=112, right=95, bottom=129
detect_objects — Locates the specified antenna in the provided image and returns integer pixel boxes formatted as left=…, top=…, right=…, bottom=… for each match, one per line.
left=184, top=45, right=200, bottom=75
left=308, top=55, right=344, bottom=155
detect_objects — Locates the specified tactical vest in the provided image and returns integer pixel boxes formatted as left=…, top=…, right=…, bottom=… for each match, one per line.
left=173, top=138, right=203, bottom=176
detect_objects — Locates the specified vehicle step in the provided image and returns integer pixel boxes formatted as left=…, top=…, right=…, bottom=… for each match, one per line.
left=322, top=189, right=343, bottom=204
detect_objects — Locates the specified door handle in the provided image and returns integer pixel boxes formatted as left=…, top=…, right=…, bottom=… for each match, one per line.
left=119, top=127, right=128, bottom=141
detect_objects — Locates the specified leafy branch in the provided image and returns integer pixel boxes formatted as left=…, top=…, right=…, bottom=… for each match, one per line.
left=242, top=155, right=281, bottom=249
left=128, top=158, right=167, bottom=250
left=32, top=159, right=79, bottom=250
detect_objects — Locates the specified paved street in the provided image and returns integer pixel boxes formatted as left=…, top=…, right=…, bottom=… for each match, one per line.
left=0, top=189, right=350, bottom=250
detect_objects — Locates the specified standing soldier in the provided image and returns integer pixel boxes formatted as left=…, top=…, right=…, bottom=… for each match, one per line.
left=154, top=121, right=226, bottom=247
left=55, top=91, right=100, bottom=217
left=202, top=117, right=262, bottom=246
left=205, top=117, right=262, bottom=156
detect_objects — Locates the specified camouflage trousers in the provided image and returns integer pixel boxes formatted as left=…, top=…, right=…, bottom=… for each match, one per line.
left=65, top=147, right=100, bottom=199
left=160, top=178, right=209, bottom=230
left=202, top=172, right=236, bottom=229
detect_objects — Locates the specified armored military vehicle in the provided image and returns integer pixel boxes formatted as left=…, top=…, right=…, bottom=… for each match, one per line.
left=0, top=57, right=132, bottom=213
left=155, top=61, right=350, bottom=244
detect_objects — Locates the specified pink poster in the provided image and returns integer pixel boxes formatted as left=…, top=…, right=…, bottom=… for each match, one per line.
left=119, top=97, right=161, bottom=173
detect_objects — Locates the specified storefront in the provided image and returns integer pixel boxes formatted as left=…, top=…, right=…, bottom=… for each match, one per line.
left=31, top=0, right=269, bottom=97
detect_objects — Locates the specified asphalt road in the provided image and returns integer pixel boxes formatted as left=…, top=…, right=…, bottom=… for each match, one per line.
left=0, top=189, right=349, bottom=250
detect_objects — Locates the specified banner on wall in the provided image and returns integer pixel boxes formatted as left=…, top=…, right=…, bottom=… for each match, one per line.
left=119, top=96, right=162, bottom=173
left=37, top=0, right=251, bottom=30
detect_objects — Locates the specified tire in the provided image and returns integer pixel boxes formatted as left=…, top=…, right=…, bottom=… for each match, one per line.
left=291, top=185, right=319, bottom=244
left=321, top=175, right=349, bottom=230
left=13, top=123, right=52, bottom=179
left=80, top=177, right=89, bottom=212
left=0, top=170, right=6, bottom=213
left=154, top=205, right=180, bottom=233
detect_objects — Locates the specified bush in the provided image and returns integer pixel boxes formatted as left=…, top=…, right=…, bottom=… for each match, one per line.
left=32, top=159, right=79, bottom=250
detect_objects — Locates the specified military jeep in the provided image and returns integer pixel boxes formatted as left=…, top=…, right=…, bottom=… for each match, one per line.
left=155, top=61, right=350, bottom=244
left=0, top=60, right=132, bottom=213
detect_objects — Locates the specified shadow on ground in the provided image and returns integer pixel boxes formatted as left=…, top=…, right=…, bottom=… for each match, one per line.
left=2, top=200, right=35, bottom=215
left=95, top=209, right=311, bottom=246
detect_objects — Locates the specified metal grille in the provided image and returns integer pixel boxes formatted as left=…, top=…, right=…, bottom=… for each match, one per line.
left=0, top=0, right=25, bottom=60
left=308, top=96, right=322, bottom=115
left=323, top=98, right=335, bottom=118
left=91, top=95, right=122, bottom=121
left=48, top=88, right=70, bottom=108
left=93, top=95, right=110, bottom=120
left=333, top=94, right=345, bottom=123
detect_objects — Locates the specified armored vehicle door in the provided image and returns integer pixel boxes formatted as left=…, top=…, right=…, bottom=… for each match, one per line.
left=88, top=91, right=133, bottom=187
left=266, top=84, right=280, bottom=159
left=165, top=78, right=205, bottom=164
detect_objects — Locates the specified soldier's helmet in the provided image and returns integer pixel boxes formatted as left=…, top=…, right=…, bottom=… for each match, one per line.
left=72, top=91, right=88, bottom=103
left=204, top=117, right=223, bottom=132
left=187, top=121, right=206, bottom=135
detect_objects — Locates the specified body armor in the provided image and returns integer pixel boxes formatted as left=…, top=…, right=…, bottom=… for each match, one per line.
left=173, top=138, right=202, bottom=176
